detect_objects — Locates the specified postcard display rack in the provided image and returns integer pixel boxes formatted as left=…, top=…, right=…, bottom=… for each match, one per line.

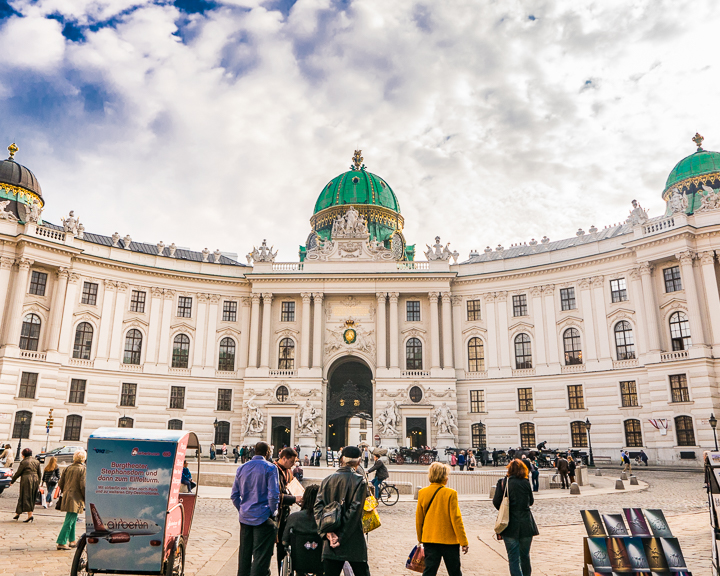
left=581, top=508, right=691, bottom=575
left=706, top=451, right=720, bottom=575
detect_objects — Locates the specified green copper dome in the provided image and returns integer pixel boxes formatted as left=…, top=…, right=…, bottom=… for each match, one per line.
left=313, top=169, right=400, bottom=214
left=662, top=133, right=720, bottom=202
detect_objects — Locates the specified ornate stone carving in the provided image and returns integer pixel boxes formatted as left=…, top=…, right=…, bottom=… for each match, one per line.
left=667, top=188, right=688, bottom=214
left=698, top=185, right=720, bottom=211
left=157, top=241, right=165, bottom=256
left=626, top=199, right=649, bottom=225
left=699, top=251, right=716, bottom=266
left=638, top=262, right=654, bottom=276
left=243, top=396, right=265, bottom=435
left=301, top=293, right=312, bottom=304
left=16, top=257, right=33, bottom=270
left=482, top=293, right=496, bottom=303
left=0, top=256, right=14, bottom=270
left=441, top=292, right=452, bottom=304
left=202, top=248, right=210, bottom=262
left=377, top=401, right=400, bottom=436
left=241, top=296, right=252, bottom=307
left=388, top=292, right=399, bottom=304
left=428, top=292, right=439, bottom=303
left=168, top=243, right=177, bottom=258
left=495, top=291, right=507, bottom=302
left=122, top=234, right=132, bottom=250
left=164, top=289, right=175, bottom=299
left=151, top=287, right=164, bottom=298
left=23, top=198, right=42, bottom=223
left=209, top=294, right=220, bottom=304
left=262, top=293, right=273, bottom=304
left=247, top=239, right=277, bottom=264
left=676, top=251, right=694, bottom=266
left=77, top=223, right=85, bottom=239
left=68, top=273, right=80, bottom=284
left=432, top=402, right=459, bottom=435
left=338, top=241, right=362, bottom=258
left=530, top=286, right=542, bottom=297
left=591, top=276, right=604, bottom=288
left=325, top=318, right=375, bottom=357
left=116, top=282, right=129, bottom=293
left=451, top=296, right=463, bottom=306
left=111, top=232, right=120, bottom=247
left=198, top=293, right=208, bottom=303
left=213, top=249, right=222, bottom=263
left=424, top=236, right=459, bottom=263
left=542, top=284, right=555, bottom=296
left=331, top=206, right=369, bottom=239
left=297, top=400, right=320, bottom=435
left=61, top=211, right=80, bottom=234
left=629, top=267, right=642, bottom=280
left=251, top=293, right=262, bottom=304
left=578, top=278, right=591, bottom=290
left=376, top=292, right=387, bottom=303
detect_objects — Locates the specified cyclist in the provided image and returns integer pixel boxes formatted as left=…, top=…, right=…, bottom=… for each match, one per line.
left=367, top=452, right=389, bottom=500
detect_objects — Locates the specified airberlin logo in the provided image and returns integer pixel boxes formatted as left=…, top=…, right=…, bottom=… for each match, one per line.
left=106, top=519, right=151, bottom=530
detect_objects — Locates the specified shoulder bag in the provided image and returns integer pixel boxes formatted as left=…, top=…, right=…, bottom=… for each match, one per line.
left=319, top=475, right=363, bottom=534
left=406, top=486, right=444, bottom=573
left=494, top=478, right=510, bottom=534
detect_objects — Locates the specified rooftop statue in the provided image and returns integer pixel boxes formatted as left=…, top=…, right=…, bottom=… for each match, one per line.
left=247, top=239, right=277, bottom=264
left=627, top=199, right=649, bottom=225
left=331, top=206, right=369, bottom=238
left=668, top=188, right=688, bottom=214
left=424, top=236, right=459, bottom=263
left=0, top=200, right=18, bottom=221
left=699, top=185, right=720, bottom=212
left=61, top=210, right=80, bottom=235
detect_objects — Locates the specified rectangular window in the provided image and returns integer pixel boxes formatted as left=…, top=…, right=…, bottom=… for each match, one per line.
left=467, top=299, right=481, bottom=321
left=664, top=266, right=682, bottom=293
left=406, top=301, right=421, bottom=322
left=217, top=388, right=232, bottom=411
left=518, top=388, right=534, bottom=412
left=81, top=282, right=98, bottom=305
left=568, top=385, right=585, bottom=410
left=571, top=421, right=588, bottom=447
left=29, top=271, right=48, bottom=296
left=610, top=278, right=628, bottom=303
left=470, top=390, right=485, bottom=413
left=223, top=301, right=238, bottom=322
left=512, top=294, right=528, bottom=317
left=669, top=374, right=690, bottom=403
left=18, top=372, right=38, bottom=399
left=64, top=415, right=82, bottom=442
left=177, top=296, right=192, bottom=318
left=620, top=381, right=638, bottom=407
left=560, top=288, right=576, bottom=311
left=281, top=301, right=295, bottom=322
left=120, top=382, right=137, bottom=407
left=170, top=386, right=185, bottom=409
left=130, top=290, right=146, bottom=313
left=68, top=379, right=86, bottom=404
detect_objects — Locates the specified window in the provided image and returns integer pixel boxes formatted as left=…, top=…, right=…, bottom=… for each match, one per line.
left=470, top=390, right=485, bottom=413
left=276, top=385, right=289, bottom=402
left=130, top=290, right=146, bottom=313
left=81, top=282, right=98, bottom=305
left=571, top=421, right=588, bottom=447
left=620, top=381, right=639, bottom=407
left=218, top=337, right=235, bottom=371
left=518, top=388, right=534, bottom=412
left=512, top=294, right=528, bottom=317
left=120, top=383, right=137, bottom=407
left=278, top=338, right=295, bottom=369
left=520, top=422, right=536, bottom=448
left=29, top=271, right=47, bottom=296
left=170, top=386, right=185, bottom=409
left=471, top=422, right=487, bottom=449
left=118, top=416, right=134, bottom=428
left=406, top=301, right=421, bottom=322
left=624, top=419, right=643, bottom=447
left=68, top=379, right=86, bottom=404
left=669, top=312, right=691, bottom=351
left=64, top=415, right=82, bottom=442
left=12, top=410, right=32, bottom=439
left=614, top=321, right=636, bottom=360
left=73, top=322, right=94, bottom=359
left=468, top=337, right=485, bottom=372
left=215, top=421, right=230, bottom=444
left=217, top=389, right=232, bottom=411
left=406, top=338, right=423, bottom=370
left=567, top=385, right=585, bottom=410
left=560, top=287, right=576, bottom=310
left=514, top=334, right=532, bottom=369
left=123, top=329, right=143, bottom=365
left=675, top=415, right=695, bottom=446
left=18, top=372, right=38, bottom=399
left=669, top=374, right=690, bottom=403
left=177, top=296, right=192, bottom=318
left=563, top=328, right=583, bottom=365
left=19, top=313, right=41, bottom=351
left=467, top=299, right=481, bottom=321
left=610, top=278, right=628, bottom=303
left=223, top=301, right=237, bottom=322
left=664, top=266, right=682, bottom=293
left=168, top=419, right=183, bottom=430
left=172, top=334, right=190, bottom=368
left=409, top=386, right=423, bottom=403
left=281, top=301, right=295, bottom=322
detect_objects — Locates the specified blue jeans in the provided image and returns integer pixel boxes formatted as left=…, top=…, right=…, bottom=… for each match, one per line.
left=503, top=536, right=533, bottom=576
left=531, top=471, right=539, bottom=492
left=371, top=477, right=381, bottom=499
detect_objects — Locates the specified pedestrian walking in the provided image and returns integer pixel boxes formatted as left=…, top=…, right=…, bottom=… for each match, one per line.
left=467, top=451, right=477, bottom=471
left=314, top=446, right=369, bottom=576
left=231, top=441, right=279, bottom=576
left=458, top=450, right=466, bottom=471
left=233, top=445, right=240, bottom=464
left=492, top=448, right=499, bottom=467
left=56, top=450, right=87, bottom=549
left=222, top=443, right=229, bottom=463
left=567, top=455, right=576, bottom=485
left=275, top=447, right=301, bottom=575
left=528, top=456, right=539, bottom=493
left=363, top=446, right=370, bottom=469
left=450, top=452, right=457, bottom=470
left=622, top=450, right=632, bottom=472
left=293, top=461, right=304, bottom=482
left=0, top=443, right=12, bottom=469
left=639, top=450, right=649, bottom=466
left=416, top=462, right=469, bottom=576
left=10, top=448, right=41, bottom=522
left=41, top=456, right=60, bottom=508
left=556, top=454, right=570, bottom=489
left=367, top=452, right=389, bottom=500
left=493, top=459, right=539, bottom=576
left=210, top=443, right=216, bottom=460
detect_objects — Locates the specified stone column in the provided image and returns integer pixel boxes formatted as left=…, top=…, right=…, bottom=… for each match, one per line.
left=300, top=293, right=312, bottom=369
left=578, top=278, right=598, bottom=362
left=441, top=293, right=454, bottom=369
left=451, top=296, right=464, bottom=370
left=157, top=290, right=175, bottom=365
left=699, top=251, right=720, bottom=349
left=542, top=285, right=559, bottom=364
left=376, top=293, right=387, bottom=369
left=0, top=257, right=13, bottom=323
left=4, top=257, right=33, bottom=347
left=259, top=293, right=273, bottom=368
left=46, top=268, right=69, bottom=351
left=388, top=293, right=399, bottom=369
left=238, top=297, right=252, bottom=369
left=483, top=293, right=498, bottom=369
left=312, top=293, right=324, bottom=368
left=628, top=269, right=648, bottom=355
left=496, top=292, right=510, bottom=367
left=428, top=292, right=441, bottom=369
left=530, top=287, right=546, bottom=365
left=677, top=251, right=705, bottom=346
left=204, top=295, right=219, bottom=366
left=145, top=287, right=163, bottom=364
left=57, top=273, right=80, bottom=355
left=639, top=263, right=661, bottom=352
left=591, top=276, right=611, bottom=359
left=108, top=283, right=129, bottom=361
left=190, top=294, right=207, bottom=367
left=248, top=294, right=261, bottom=368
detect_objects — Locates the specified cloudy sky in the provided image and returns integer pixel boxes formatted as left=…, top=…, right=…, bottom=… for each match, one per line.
left=0, top=0, right=717, bottom=261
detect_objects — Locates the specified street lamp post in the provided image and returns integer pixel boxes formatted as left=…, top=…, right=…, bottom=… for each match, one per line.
left=710, top=413, right=719, bottom=451
left=213, top=417, right=218, bottom=445
left=585, top=418, right=594, bottom=467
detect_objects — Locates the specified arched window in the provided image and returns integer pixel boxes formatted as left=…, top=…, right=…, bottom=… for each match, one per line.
left=624, top=419, right=643, bottom=447
left=12, top=410, right=32, bottom=439
left=118, top=416, right=134, bottom=428
left=168, top=419, right=183, bottom=430
left=218, top=337, right=236, bottom=371
left=123, top=329, right=143, bottom=365
left=409, top=386, right=423, bottom=403
left=64, top=415, right=82, bottom=442
left=276, top=385, right=289, bottom=402
left=563, top=328, right=582, bottom=365
left=614, top=321, right=636, bottom=360
left=468, top=337, right=485, bottom=372
left=72, top=322, right=94, bottom=359
left=570, top=421, right=588, bottom=447
left=406, top=338, right=423, bottom=370
left=215, top=420, right=230, bottom=444
left=279, top=338, right=295, bottom=370
left=669, top=312, right=691, bottom=351
left=514, top=334, right=532, bottom=369
left=471, top=422, right=487, bottom=449
left=675, top=416, right=695, bottom=446
left=172, top=334, right=190, bottom=368
left=19, top=313, right=41, bottom=351
left=520, top=422, right=536, bottom=448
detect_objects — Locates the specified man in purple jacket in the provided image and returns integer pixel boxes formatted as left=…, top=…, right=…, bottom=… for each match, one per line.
left=231, top=441, right=280, bottom=576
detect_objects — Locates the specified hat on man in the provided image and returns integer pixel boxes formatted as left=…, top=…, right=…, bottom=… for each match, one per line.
left=341, top=446, right=362, bottom=459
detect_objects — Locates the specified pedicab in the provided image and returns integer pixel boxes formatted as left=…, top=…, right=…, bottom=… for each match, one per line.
left=70, top=428, right=202, bottom=576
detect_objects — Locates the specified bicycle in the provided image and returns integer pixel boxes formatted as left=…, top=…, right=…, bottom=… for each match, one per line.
left=377, top=482, right=399, bottom=506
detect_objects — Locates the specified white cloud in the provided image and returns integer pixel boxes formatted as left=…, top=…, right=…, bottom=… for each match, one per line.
left=0, top=15, right=65, bottom=71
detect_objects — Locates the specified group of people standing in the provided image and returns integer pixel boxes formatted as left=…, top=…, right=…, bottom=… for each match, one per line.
left=448, top=449, right=477, bottom=471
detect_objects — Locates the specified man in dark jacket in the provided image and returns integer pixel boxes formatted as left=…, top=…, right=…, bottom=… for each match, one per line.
left=366, top=453, right=389, bottom=500
left=556, top=454, right=570, bottom=489
left=314, top=446, right=369, bottom=576
left=274, top=447, right=300, bottom=574
left=492, top=448, right=499, bottom=466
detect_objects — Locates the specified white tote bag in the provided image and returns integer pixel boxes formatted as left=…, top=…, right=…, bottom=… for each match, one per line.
left=494, top=478, right=510, bottom=534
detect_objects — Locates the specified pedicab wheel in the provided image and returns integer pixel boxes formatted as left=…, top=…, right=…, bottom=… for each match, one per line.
left=70, top=535, right=88, bottom=576
left=395, top=454, right=405, bottom=465
left=419, top=453, right=433, bottom=465
left=165, top=540, right=185, bottom=576
left=379, top=484, right=399, bottom=506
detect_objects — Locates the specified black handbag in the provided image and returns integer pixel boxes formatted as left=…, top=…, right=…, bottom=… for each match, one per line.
left=318, top=500, right=344, bottom=534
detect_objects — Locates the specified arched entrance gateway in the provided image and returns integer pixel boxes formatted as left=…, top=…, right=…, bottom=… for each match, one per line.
left=325, top=359, right=373, bottom=451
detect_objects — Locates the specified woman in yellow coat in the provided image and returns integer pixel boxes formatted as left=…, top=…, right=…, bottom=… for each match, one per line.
left=415, top=462, right=469, bottom=576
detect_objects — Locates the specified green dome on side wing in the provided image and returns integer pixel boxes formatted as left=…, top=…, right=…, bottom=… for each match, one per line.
left=662, top=134, right=720, bottom=215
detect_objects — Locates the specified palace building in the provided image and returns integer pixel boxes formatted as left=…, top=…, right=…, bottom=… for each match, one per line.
left=1, top=139, right=720, bottom=464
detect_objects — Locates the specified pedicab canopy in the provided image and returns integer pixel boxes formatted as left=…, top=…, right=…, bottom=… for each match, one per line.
left=86, top=428, right=200, bottom=574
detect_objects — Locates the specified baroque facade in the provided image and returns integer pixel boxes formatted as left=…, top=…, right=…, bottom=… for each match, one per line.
left=1, top=137, right=720, bottom=464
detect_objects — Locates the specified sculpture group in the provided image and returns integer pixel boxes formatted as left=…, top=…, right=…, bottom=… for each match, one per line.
left=331, top=206, right=368, bottom=238
left=432, top=402, right=459, bottom=435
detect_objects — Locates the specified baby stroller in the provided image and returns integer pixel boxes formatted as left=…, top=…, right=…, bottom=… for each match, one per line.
left=281, top=527, right=324, bottom=576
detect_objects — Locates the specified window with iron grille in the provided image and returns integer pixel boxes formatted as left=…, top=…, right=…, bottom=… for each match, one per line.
left=64, top=415, right=82, bottom=442
left=120, top=383, right=137, bottom=407
left=81, top=282, right=98, bottom=305
left=470, top=390, right=485, bottom=413
left=468, top=338, right=485, bottom=372
left=514, top=334, right=532, bottom=369
left=172, top=334, right=190, bottom=368
left=560, top=287, right=576, bottom=310
left=73, top=322, right=94, bottom=359
left=614, top=321, right=636, bottom=360
left=215, top=421, right=230, bottom=444
left=130, top=290, right=146, bottom=313
left=518, top=388, right=534, bottom=412
left=168, top=419, right=183, bottom=430
left=12, top=410, right=32, bottom=439
left=123, top=329, right=142, bottom=365
left=177, top=296, right=192, bottom=318
left=563, top=328, right=583, bottom=365
left=68, top=379, right=86, bottom=404
left=669, top=374, right=690, bottom=403
left=472, top=423, right=487, bottom=449
left=664, top=266, right=682, bottom=293
left=520, top=422, right=536, bottom=448
left=278, top=338, right=295, bottom=369
left=406, top=338, right=423, bottom=370
left=406, top=301, right=421, bottom=321
left=18, top=372, right=38, bottom=399
left=624, top=419, right=643, bottom=447
left=675, top=415, right=695, bottom=446
left=19, top=313, right=41, bottom=351
left=610, top=278, right=628, bottom=303
left=567, top=385, right=585, bottom=410
left=223, top=301, right=237, bottom=322
left=281, top=301, right=295, bottom=322
left=512, top=294, right=528, bottom=317
left=118, top=416, right=134, bottom=428
left=620, top=381, right=638, bottom=407
left=467, top=299, right=481, bottom=321
left=29, top=271, right=47, bottom=296
left=218, top=337, right=235, bottom=371
left=170, top=386, right=185, bottom=409
left=570, top=421, right=588, bottom=447
left=409, top=386, right=423, bottom=403
left=217, top=389, right=232, bottom=411
left=276, top=385, right=289, bottom=402
left=669, top=312, right=692, bottom=351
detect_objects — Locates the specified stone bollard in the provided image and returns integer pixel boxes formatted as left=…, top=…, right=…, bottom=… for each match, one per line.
left=615, top=479, right=625, bottom=490
left=569, top=482, right=581, bottom=495
left=595, top=468, right=602, bottom=476
left=629, top=476, right=639, bottom=486
left=489, top=486, right=496, bottom=499
left=620, top=471, right=628, bottom=480
left=414, top=486, right=421, bottom=500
